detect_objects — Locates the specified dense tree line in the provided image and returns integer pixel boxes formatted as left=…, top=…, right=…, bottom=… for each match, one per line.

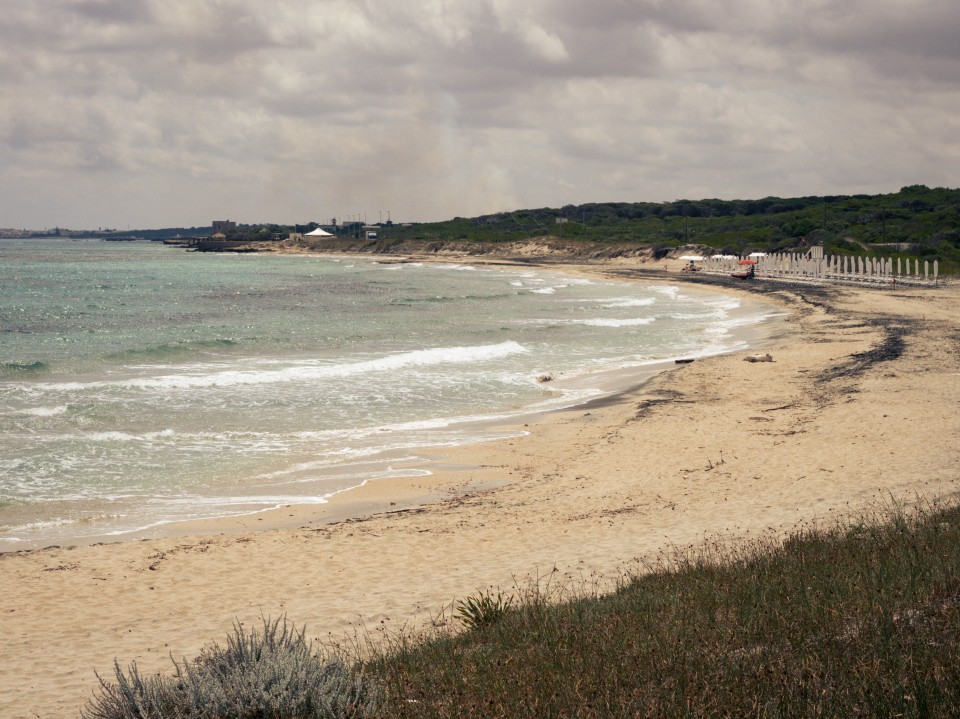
left=390, top=185, right=960, bottom=270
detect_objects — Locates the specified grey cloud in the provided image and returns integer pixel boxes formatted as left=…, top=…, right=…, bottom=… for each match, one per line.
left=72, top=0, right=155, bottom=24
left=0, top=0, right=956, bottom=229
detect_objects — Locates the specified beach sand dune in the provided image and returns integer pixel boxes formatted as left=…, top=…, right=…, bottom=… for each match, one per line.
left=2, top=270, right=958, bottom=718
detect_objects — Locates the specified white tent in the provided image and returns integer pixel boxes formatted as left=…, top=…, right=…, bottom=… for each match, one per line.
left=305, top=227, right=334, bottom=237
left=678, top=254, right=705, bottom=262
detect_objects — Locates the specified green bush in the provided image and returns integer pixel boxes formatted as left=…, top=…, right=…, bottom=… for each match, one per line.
left=82, top=617, right=378, bottom=719
left=455, top=590, right=515, bottom=629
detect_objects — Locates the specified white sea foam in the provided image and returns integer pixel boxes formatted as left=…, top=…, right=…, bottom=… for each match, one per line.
left=38, top=341, right=530, bottom=392
left=705, top=297, right=742, bottom=311
left=23, top=405, right=67, bottom=417
left=664, top=311, right=721, bottom=321
left=652, top=285, right=681, bottom=298
left=578, top=318, right=656, bottom=328
left=87, top=431, right=141, bottom=442
left=83, top=428, right=177, bottom=443
left=253, top=454, right=417, bottom=482
left=522, top=317, right=656, bottom=328
left=154, top=494, right=331, bottom=507
left=432, top=263, right=480, bottom=272
left=2, top=516, right=80, bottom=536
left=599, top=297, right=657, bottom=308
left=43, top=411, right=532, bottom=460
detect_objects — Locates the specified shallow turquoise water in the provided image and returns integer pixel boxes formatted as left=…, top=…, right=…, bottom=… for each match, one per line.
left=0, top=239, right=776, bottom=547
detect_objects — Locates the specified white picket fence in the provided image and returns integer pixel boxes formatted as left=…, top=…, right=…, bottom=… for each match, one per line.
left=699, top=253, right=941, bottom=287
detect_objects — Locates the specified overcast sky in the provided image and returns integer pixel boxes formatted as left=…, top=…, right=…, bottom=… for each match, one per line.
left=1, top=0, right=958, bottom=230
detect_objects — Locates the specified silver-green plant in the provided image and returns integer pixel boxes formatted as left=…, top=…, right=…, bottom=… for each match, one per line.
left=82, top=616, right=378, bottom=719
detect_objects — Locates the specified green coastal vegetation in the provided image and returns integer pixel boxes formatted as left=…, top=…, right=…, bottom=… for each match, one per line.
left=86, top=499, right=960, bottom=718
left=291, top=185, right=959, bottom=274
left=6, top=185, right=959, bottom=273
left=393, top=185, right=958, bottom=246
left=375, top=184, right=960, bottom=273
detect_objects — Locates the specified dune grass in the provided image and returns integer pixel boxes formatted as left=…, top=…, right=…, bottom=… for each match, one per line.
left=84, top=498, right=960, bottom=718
left=370, top=499, right=960, bottom=718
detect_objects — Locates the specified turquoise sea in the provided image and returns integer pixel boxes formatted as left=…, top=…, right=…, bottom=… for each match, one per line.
left=0, top=239, right=777, bottom=548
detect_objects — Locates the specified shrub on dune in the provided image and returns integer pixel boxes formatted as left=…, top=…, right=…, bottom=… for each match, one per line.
left=82, top=616, right=378, bottom=719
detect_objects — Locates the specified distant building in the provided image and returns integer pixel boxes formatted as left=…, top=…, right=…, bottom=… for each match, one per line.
left=212, top=220, right=236, bottom=234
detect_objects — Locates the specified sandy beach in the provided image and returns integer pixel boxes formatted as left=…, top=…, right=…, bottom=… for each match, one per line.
left=2, top=260, right=958, bottom=718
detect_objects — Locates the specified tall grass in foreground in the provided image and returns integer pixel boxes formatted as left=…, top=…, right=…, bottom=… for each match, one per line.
left=84, top=500, right=960, bottom=718
left=372, top=500, right=960, bottom=718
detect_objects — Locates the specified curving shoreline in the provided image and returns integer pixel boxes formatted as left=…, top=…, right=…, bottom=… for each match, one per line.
left=0, top=255, right=780, bottom=551
left=1, top=256, right=958, bottom=718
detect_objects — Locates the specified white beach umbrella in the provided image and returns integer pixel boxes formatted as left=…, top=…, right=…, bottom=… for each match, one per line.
left=305, top=227, right=334, bottom=237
